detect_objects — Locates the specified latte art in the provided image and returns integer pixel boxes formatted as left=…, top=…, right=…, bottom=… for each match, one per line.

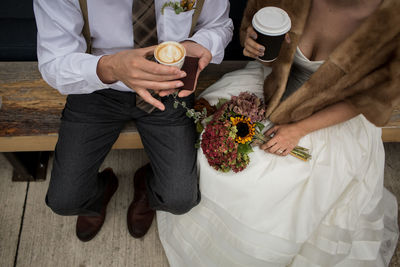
left=154, top=41, right=186, bottom=68
left=156, top=44, right=184, bottom=64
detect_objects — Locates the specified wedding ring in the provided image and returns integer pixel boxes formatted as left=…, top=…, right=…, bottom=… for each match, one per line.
left=278, top=150, right=283, bottom=154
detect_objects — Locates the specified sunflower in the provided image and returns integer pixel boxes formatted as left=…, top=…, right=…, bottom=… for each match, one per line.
left=181, top=0, right=196, bottom=10
left=230, top=116, right=255, bottom=144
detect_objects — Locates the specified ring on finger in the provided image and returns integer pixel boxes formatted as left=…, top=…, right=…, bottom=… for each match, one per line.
left=277, top=150, right=283, bottom=154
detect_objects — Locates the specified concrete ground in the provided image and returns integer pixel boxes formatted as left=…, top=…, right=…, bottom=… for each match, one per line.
left=1, top=143, right=399, bottom=267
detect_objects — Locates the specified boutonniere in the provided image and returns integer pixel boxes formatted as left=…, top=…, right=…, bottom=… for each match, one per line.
left=161, top=0, right=196, bottom=15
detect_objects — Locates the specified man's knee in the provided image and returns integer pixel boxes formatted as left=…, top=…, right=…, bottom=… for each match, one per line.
left=164, top=194, right=199, bottom=215
left=46, top=190, right=101, bottom=216
left=157, top=181, right=200, bottom=215
left=46, top=174, right=96, bottom=216
left=46, top=162, right=105, bottom=216
left=46, top=193, right=83, bottom=216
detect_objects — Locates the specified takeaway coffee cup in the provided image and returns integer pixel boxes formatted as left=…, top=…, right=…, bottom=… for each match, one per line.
left=252, top=7, right=291, bottom=62
left=154, top=41, right=186, bottom=69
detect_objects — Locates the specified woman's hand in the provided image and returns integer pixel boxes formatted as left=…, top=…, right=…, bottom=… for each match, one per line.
left=259, top=102, right=358, bottom=156
left=243, top=26, right=265, bottom=59
left=243, top=26, right=291, bottom=60
left=260, top=124, right=306, bottom=156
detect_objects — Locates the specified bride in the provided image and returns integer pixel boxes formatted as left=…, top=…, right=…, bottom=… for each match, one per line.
left=157, top=0, right=400, bottom=266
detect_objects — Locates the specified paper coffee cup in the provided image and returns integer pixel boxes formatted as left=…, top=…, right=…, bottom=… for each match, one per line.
left=252, top=7, right=291, bottom=62
left=154, top=41, right=186, bottom=69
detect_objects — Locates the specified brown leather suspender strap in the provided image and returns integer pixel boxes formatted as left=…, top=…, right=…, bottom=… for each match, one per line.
left=78, top=0, right=92, bottom=54
left=79, top=0, right=204, bottom=54
left=189, top=0, right=205, bottom=37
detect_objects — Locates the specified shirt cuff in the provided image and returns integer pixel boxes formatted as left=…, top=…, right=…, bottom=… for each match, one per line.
left=80, top=55, right=110, bottom=90
left=186, top=35, right=224, bottom=64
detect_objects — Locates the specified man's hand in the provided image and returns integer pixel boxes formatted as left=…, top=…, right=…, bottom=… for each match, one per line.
left=97, top=46, right=186, bottom=111
left=176, top=41, right=212, bottom=98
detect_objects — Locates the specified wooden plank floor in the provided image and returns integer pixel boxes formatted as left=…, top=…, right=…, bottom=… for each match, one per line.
left=0, top=154, right=28, bottom=267
left=1, top=150, right=169, bottom=267
left=1, top=145, right=400, bottom=267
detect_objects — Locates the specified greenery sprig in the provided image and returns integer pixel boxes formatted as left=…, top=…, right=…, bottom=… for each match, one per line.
left=172, top=92, right=208, bottom=133
left=161, top=1, right=196, bottom=15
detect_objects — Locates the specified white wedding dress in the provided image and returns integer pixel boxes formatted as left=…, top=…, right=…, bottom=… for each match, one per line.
left=157, top=48, right=399, bottom=267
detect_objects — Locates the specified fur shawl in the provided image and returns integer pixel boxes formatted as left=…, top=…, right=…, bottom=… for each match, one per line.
left=240, top=0, right=400, bottom=126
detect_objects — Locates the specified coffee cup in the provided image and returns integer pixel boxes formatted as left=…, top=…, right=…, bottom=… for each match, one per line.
left=252, top=7, right=291, bottom=62
left=154, top=41, right=186, bottom=69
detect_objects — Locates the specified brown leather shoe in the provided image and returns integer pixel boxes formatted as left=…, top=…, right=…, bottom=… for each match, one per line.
left=76, top=168, right=118, bottom=242
left=127, top=164, right=155, bottom=238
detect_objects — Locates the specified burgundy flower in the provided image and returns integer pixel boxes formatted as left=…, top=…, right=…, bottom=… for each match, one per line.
left=194, top=98, right=216, bottom=115
left=201, top=120, right=250, bottom=173
left=198, top=92, right=266, bottom=173
left=228, top=92, right=266, bottom=122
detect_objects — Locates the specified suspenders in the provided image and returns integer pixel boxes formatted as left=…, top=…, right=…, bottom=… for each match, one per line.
left=78, top=0, right=205, bottom=54
left=189, top=0, right=205, bottom=37
left=78, top=0, right=92, bottom=53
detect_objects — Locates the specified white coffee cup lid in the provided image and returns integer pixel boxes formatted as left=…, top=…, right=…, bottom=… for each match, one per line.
left=252, top=7, right=291, bottom=36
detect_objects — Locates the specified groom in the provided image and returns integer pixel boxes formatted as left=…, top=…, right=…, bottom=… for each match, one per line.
left=33, top=0, right=233, bottom=241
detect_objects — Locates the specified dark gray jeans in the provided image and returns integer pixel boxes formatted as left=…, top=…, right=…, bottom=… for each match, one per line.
left=46, top=89, right=200, bottom=216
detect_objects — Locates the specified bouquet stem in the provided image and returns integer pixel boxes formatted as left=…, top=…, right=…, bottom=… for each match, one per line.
left=254, top=132, right=312, bottom=161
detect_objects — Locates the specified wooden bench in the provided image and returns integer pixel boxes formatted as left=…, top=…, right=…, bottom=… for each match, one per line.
left=0, top=61, right=248, bottom=181
left=1, top=61, right=399, bottom=180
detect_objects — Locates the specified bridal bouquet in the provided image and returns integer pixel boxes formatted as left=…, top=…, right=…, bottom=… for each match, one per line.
left=173, top=92, right=311, bottom=173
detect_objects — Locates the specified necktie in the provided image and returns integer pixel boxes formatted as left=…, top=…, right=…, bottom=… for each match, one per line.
left=79, top=0, right=204, bottom=113
left=132, top=0, right=160, bottom=113
left=132, top=0, right=158, bottom=48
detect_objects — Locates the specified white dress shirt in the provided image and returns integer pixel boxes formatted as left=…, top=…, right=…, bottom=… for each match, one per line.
left=33, top=0, right=233, bottom=95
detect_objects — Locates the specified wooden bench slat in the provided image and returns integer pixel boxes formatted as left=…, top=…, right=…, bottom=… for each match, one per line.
left=382, top=128, right=400, bottom=143
left=1, top=61, right=399, bottom=152
left=0, top=132, right=145, bottom=152
left=0, top=124, right=144, bottom=152
left=0, top=61, right=247, bottom=137
left=2, top=128, right=398, bottom=153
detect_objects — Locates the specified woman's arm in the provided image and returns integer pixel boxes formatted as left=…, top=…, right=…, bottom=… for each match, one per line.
left=260, top=101, right=359, bottom=156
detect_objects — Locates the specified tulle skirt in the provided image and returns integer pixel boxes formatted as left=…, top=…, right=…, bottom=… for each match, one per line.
left=157, top=62, right=399, bottom=266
